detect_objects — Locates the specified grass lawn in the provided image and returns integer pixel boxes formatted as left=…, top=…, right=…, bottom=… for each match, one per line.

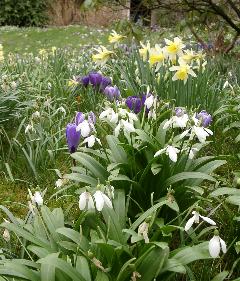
left=0, top=25, right=110, bottom=54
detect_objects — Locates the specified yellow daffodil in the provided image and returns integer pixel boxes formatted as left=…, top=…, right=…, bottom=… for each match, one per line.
left=0, top=44, right=4, bottom=62
left=108, top=30, right=126, bottom=44
left=68, top=79, right=78, bottom=87
left=169, top=63, right=196, bottom=84
left=92, top=46, right=114, bottom=65
left=149, top=44, right=165, bottom=69
left=52, top=46, right=57, bottom=54
left=39, top=48, right=47, bottom=56
left=164, top=37, right=185, bottom=60
left=179, top=49, right=196, bottom=64
left=139, top=41, right=151, bottom=61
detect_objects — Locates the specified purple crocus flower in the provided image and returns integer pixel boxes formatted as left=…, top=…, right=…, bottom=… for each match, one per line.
left=197, top=110, right=212, bottom=127
left=75, top=112, right=85, bottom=125
left=80, top=75, right=90, bottom=87
left=88, top=111, right=96, bottom=124
left=100, top=76, right=111, bottom=90
left=89, top=72, right=103, bottom=86
left=104, top=85, right=121, bottom=101
left=66, top=123, right=81, bottom=153
left=125, top=95, right=146, bottom=114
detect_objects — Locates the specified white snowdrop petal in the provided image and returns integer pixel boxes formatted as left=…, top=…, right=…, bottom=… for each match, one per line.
left=87, top=195, right=95, bottom=210
left=199, top=215, right=216, bottom=226
left=209, top=236, right=220, bottom=258
left=94, top=191, right=104, bottom=211
left=154, top=148, right=165, bottom=158
left=185, top=216, right=195, bottom=231
left=102, top=194, right=113, bottom=208
left=219, top=238, right=227, bottom=254
left=79, top=192, right=87, bottom=210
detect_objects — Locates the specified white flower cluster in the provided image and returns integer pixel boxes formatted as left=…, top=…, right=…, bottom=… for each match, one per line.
left=99, top=106, right=138, bottom=138
left=185, top=210, right=227, bottom=258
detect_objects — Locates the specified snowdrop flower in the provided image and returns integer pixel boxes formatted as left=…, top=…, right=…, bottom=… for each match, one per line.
left=76, top=120, right=92, bottom=138
left=32, top=111, right=40, bottom=119
left=25, top=124, right=35, bottom=134
left=56, top=106, right=66, bottom=115
left=79, top=191, right=95, bottom=211
left=3, top=228, right=10, bottom=242
left=185, top=211, right=216, bottom=231
left=188, top=147, right=199, bottom=159
left=99, top=108, right=118, bottom=124
left=138, top=222, right=149, bottom=243
left=209, top=230, right=227, bottom=258
left=55, top=179, right=64, bottom=188
left=93, top=190, right=113, bottom=211
left=83, top=135, right=101, bottom=148
left=191, top=126, right=213, bottom=143
left=154, top=145, right=180, bottom=162
left=32, top=191, right=43, bottom=206
left=144, top=94, right=155, bottom=110
left=163, top=114, right=189, bottom=129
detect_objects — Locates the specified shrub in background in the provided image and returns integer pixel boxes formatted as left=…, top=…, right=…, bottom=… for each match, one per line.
left=0, top=0, right=48, bottom=27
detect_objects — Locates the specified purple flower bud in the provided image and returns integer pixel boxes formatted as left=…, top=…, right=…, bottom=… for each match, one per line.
left=88, top=111, right=96, bottom=124
left=75, top=112, right=85, bottom=125
left=100, top=76, right=111, bottom=90
left=125, top=95, right=145, bottom=114
left=104, top=85, right=120, bottom=101
left=89, top=72, right=103, bottom=87
left=197, top=110, right=212, bottom=127
left=175, top=107, right=185, bottom=117
left=66, top=123, right=81, bottom=153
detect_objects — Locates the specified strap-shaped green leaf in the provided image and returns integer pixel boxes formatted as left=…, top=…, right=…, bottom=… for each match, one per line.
left=72, top=152, right=109, bottom=182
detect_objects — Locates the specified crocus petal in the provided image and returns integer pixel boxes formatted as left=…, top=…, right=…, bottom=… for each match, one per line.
left=209, top=236, right=221, bottom=258
left=185, top=216, right=195, bottom=231
left=219, top=238, right=227, bottom=254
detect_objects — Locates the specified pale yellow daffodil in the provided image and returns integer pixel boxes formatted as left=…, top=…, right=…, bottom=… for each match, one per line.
left=92, top=46, right=114, bottom=65
left=108, top=30, right=126, bottom=44
left=149, top=44, right=165, bottom=69
left=139, top=41, right=151, bottom=61
left=169, top=63, right=196, bottom=84
left=164, top=37, right=185, bottom=60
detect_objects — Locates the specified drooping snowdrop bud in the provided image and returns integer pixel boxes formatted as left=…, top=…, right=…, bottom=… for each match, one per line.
left=185, top=211, right=216, bottom=231
left=33, top=191, right=43, bottom=206
left=93, top=190, right=113, bottom=211
left=209, top=230, right=227, bottom=258
left=3, top=228, right=10, bottom=242
left=79, top=191, right=95, bottom=211
left=154, top=145, right=180, bottom=162
left=138, top=221, right=149, bottom=243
